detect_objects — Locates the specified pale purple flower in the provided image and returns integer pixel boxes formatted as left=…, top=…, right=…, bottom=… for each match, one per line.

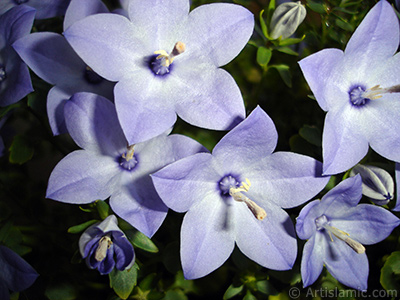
left=46, top=92, right=206, bottom=237
left=0, top=245, right=38, bottom=300
left=0, top=0, right=70, bottom=19
left=296, top=175, right=400, bottom=290
left=299, top=0, right=400, bottom=175
left=13, top=0, right=114, bottom=135
left=79, top=215, right=135, bottom=275
left=350, top=164, right=394, bottom=205
left=63, top=0, right=254, bottom=144
left=152, top=106, right=330, bottom=279
left=0, top=5, right=35, bottom=107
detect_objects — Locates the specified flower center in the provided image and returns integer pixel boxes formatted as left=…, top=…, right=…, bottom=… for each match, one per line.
left=349, top=84, right=400, bottom=106
left=149, top=41, right=185, bottom=76
left=14, top=0, right=29, bottom=4
left=94, top=235, right=113, bottom=262
left=119, top=145, right=138, bottom=171
left=220, top=177, right=266, bottom=220
left=0, top=66, right=6, bottom=83
left=84, top=66, right=103, bottom=84
left=315, top=215, right=365, bottom=254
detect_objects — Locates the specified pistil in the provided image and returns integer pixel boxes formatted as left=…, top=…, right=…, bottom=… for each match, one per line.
left=94, top=235, right=113, bottom=262
left=316, top=215, right=365, bottom=254
left=154, top=41, right=186, bottom=67
left=229, top=179, right=267, bottom=220
left=122, top=144, right=135, bottom=161
left=350, top=84, right=400, bottom=106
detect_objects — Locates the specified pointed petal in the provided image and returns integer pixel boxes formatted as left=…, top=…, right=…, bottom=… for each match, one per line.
left=64, top=13, right=144, bottom=81
left=183, top=3, right=254, bottom=67
left=345, top=0, right=399, bottom=66
left=235, top=200, right=297, bottom=270
left=152, top=153, right=219, bottom=213
left=13, top=32, right=85, bottom=85
left=127, top=0, right=189, bottom=50
left=180, top=194, right=235, bottom=279
left=173, top=67, right=245, bottom=131
left=47, top=86, right=69, bottom=135
left=298, top=49, right=344, bottom=111
left=296, top=199, right=321, bottom=240
left=322, top=107, right=369, bottom=175
left=64, top=93, right=126, bottom=155
left=114, top=77, right=177, bottom=144
left=0, top=246, right=38, bottom=292
left=46, top=150, right=119, bottom=203
left=0, top=5, right=35, bottom=45
left=324, top=237, right=368, bottom=291
left=212, top=106, right=277, bottom=170
left=64, top=0, right=109, bottom=30
left=110, top=173, right=168, bottom=238
left=331, top=204, right=400, bottom=245
left=300, top=234, right=324, bottom=287
left=248, top=152, right=329, bottom=208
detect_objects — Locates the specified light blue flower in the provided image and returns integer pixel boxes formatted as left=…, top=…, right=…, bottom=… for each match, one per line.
left=296, top=175, right=400, bottom=290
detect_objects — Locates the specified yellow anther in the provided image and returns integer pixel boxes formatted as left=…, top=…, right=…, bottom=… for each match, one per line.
left=154, top=41, right=186, bottom=67
left=94, top=235, right=113, bottom=262
left=122, top=144, right=135, bottom=161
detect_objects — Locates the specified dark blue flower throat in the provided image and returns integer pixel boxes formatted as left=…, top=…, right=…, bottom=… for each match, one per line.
left=118, top=145, right=138, bottom=171
left=349, top=85, right=370, bottom=106
left=84, top=66, right=103, bottom=84
left=349, top=83, right=400, bottom=107
left=14, top=0, right=29, bottom=4
left=218, top=175, right=240, bottom=196
left=148, top=41, right=185, bottom=77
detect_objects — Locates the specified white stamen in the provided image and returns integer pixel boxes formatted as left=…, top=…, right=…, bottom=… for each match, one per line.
left=229, top=179, right=267, bottom=220
left=94, top=235, right=113, bottom=262
left=362, top=84, right=400, bottom=100
left=122, top=144, right=135, bottom=162
left=323, top=224, right=365, bottom=254
left=154, top=41, right=186, bottom=67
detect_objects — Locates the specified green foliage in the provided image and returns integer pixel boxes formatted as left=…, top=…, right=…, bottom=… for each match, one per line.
left=8, top=134, right=34, bottom=164
left=67, top=220, right=98, bottom=234
left=380, top=251, right=400, bottom=291
left=109, top=264, right=139, bottom=299
left=45, top=283, right=78, bottom=300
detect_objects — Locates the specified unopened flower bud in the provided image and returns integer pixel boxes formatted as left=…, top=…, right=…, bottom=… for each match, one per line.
left=270, top=1, right=306, bottom=40
left=350, top=164, right=394, bottom=205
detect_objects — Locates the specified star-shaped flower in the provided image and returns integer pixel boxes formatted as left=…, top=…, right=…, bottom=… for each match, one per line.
left=0, top=5, right=35, bottom=107
left=13, top=0, right=114, bottom=135
left=79, top=215, right=135, bottom=275
left=46, top=92, right=206, bottom=237
left=299, top=0, right=400, bottom=175
left=296, top=175, right=400, bottom=290
left=0, top=245, right=38, bottom=300
left=0, top=0, right=70, bottom=19
left=152, top=106, right=330, bottom=279
left=63, top=0, right=254, bottom=144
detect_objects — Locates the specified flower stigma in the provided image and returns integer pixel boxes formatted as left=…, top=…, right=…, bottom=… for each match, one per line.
left=315, top=215, right=365, bottom=254
left=349, top=84, right=400, bottom=106
left=95, top=235, right=113, bottom=262
left=150, top=42, right=186, bottom=76
left=229, top=178, right=267, bottom=220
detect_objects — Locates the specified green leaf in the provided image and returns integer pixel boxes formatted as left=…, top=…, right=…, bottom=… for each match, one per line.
left=299, top=125, right=322, bottom=147
left=163, top=290, right=187, bottom=300
left=335, top=18, right=354, bottom=32
left=306, top=0, right=326, bottom=14
left=95, top=200, right=110, bottom=220
left=126, top=229, right=159, bottom=253
left=243, top=290, right=257, bottom=300
left=67, top=220, right=98, bottom=234
left=270, top=64, right=292, bottom=87
left=256, top=47, right=272, bottom=67
left=259, top=10, right=269, bottom=39
left=10, top=292, right=19, bottom=300
left=380, top=251, right=400, bottom=291
left=109, top=265, right=138, bottom=300
left=8, top=135, right=34, bottom=164
left=45, top=283, right=77, bottom=300
left=223, top=284, right=244, bottom=299
left=266, top=0, right=276, bottom=24
left=275, top=46, right=298, bottom=56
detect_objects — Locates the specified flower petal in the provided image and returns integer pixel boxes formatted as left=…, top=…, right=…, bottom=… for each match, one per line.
left=345, top=0, right=399, bottom=67
left=248, top=151, right=328, bottom=208
left=212, top=106, right=277, bottom=169
left=180, top=193, right=235, bottom=279
left=183, top=3, right=254, bottom=67
left=152, top=153, right=219, bottom=213
left=394, top=163, right=400, bottom=211
left=46, top=150, right=119, bottom=203
left=235, top=200, right=297, bottom=270
left=64, top=93, right=126, bottom=155
left=300, top=234, right=325, bottom=287
left=63, top=0, right=109, bottom=30
left=296, top=199, right=321, bottom=240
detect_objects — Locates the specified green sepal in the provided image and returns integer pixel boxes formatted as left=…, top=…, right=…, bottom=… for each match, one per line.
left=259, top=10, right=270, bottom=39
left=278, top=35, right=306, bottom=46
left=67, top=219, right=98, bottom=234
left=109, top=264, right=139, bottom=300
